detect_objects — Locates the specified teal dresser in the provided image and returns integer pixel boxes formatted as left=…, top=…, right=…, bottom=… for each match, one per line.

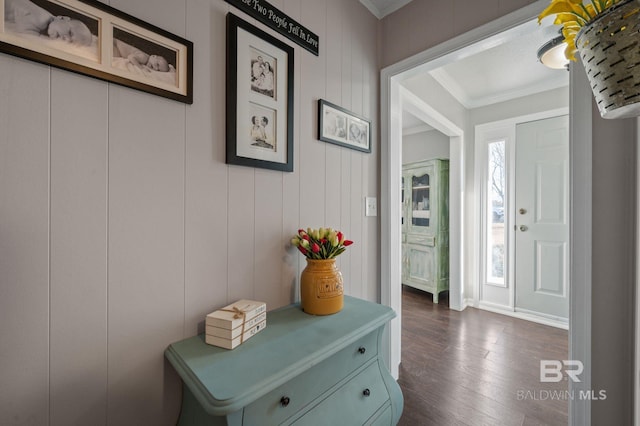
left=165, top=296, right=403, bottom=425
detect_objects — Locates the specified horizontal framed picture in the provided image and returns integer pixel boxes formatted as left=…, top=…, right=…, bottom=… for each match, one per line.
left=226, top=13, right=294, bottom=172
left=0, top=0, right=193, bottom=103
left=318, top=99, right=371, bottom=153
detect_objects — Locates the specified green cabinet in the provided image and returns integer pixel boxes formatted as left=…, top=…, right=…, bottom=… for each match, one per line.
left=402, top=159, right=449, bottom=303
left=165, top=296, right=403, bottom=425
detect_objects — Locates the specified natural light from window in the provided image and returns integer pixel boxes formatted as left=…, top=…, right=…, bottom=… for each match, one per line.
left=487, top=140, right=505, bottom=285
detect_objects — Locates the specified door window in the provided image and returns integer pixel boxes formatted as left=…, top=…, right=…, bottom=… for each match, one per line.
left=486, top=141, right=506, bottom=286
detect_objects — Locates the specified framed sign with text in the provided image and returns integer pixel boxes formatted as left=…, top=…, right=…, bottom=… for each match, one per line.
left=224, top=0, right=318, bottom=56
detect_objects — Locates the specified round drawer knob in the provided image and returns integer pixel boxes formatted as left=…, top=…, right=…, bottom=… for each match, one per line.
left=280, top=396, right=290, bottom=407
left=358, top=347, right=366, bottom=354
left=363, top=389, right=371, bottom=397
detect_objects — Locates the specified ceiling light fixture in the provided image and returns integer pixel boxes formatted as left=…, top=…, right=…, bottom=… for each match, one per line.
left=537, top=34, right=569, bottom=70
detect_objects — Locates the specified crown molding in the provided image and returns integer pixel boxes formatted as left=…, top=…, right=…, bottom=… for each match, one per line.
left=359, top=0, right=414, bottom=19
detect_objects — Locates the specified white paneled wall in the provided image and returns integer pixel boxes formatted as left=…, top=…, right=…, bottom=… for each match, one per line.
left=0, top=0, right=379, bottom=424
left=0, top=58, right=51, bottom=426
left=49, top=70, right=109, bottom=426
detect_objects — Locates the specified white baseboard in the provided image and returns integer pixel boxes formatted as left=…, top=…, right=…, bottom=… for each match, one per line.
left=477, top=301, right=569, bottom=330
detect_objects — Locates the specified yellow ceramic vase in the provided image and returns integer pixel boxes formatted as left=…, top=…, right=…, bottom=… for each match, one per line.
left=300, top=258, right=344, bottom=315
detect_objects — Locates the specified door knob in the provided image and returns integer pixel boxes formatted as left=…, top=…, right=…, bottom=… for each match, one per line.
left=519, top=208, right=527, bottom=215
left=519, top=225, right=528, bottom=232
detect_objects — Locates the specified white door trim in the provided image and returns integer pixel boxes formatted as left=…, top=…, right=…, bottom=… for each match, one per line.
left=380, top=1, right=592, bottom=424
left=568, top=59, right=592, bottom=426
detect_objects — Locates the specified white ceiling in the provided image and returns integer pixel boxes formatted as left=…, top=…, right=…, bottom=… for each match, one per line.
left=427, top=20, right=569, bottom=109
left=400, top=19, right=569, bottom=132
left=357, top=0, right=570, bottom=134
left=402, top=110, right=433, bottom=136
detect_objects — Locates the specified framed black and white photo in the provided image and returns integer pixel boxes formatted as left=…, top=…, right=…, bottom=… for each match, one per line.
left=318, top=99, right=371, bottom=153
left=226, top=13, right=294, bottom=172
left=0, top=0, right=193, bottom=103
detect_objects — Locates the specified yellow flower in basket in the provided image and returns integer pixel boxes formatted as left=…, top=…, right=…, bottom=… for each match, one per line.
left=538, top=0, right=625, bottom=60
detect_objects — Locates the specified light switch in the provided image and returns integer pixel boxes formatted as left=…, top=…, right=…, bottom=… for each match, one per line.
left=365, top=197, right=377, bottom=217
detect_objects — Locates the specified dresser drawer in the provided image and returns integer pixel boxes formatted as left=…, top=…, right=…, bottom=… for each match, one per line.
left=243, top=331, right=378, bottom=425
left=289, top=360, right=390, bottom=426
left=365, top=403, right=392, bottom=426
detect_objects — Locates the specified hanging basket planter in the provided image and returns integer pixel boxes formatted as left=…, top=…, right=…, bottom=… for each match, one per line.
left=576, top=0, right=640, bottom=119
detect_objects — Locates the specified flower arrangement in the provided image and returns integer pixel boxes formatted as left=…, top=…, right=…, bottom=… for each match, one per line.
left=538, top=0, right=627, bottom=60
left=291, top=228, right=353, bottom=259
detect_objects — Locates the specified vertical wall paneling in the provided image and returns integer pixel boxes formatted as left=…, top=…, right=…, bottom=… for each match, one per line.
left=339, top=150, right=353, bottom=296
left=184, top=0, right=230, bottom=335
left=107, top=86, right=185, bottom=425
left=282, top=0, right=302, bottom=303
left=0, top=0, right=381, bottom=423
left=0, top=56, right=51, bottom=426
left=298, top=0, right=327, bottom=229
left=227, top=167, right=256, bottom=301
left=349, top=153, right=364, bottom=299
left=349, top=0, right=365, bottom=300
left=350, top=4, right=364, bottom=117
left=49, top=70, right=109, bottom=426
left=109, top=0, right=185, bottom=37
left=107, top=0, right=187, bottom=421
left=254, top=170, right=285, bottom=309
left=339, top=0, right=353, bottom=293
left=356, top=0, right=370, bottom=301
left=324, top=0, right=342, bottom=103
left=324, top=155, right=343, bottom=226
left=361, top=8, right=378, bottom=302
left=324, top=0, right=343, bottom=233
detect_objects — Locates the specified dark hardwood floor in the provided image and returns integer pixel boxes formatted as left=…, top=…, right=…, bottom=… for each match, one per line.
left=397, top=286, right=568, bottom=426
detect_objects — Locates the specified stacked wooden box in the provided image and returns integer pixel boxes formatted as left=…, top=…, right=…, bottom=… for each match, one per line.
left=205, top=300, right=267, bottom=349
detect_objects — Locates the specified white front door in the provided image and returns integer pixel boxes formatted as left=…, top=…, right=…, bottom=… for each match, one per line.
left=514, top=115, right=570, bottom=320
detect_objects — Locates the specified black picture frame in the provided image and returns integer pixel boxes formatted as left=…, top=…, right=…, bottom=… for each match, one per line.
left=0, top=0, right=193, bottom=104
left=226, top=13, right=294, bottom=172
left=318, top=99, right=371, bottom=153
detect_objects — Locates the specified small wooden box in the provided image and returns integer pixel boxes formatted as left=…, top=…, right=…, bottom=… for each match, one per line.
left=205, top=319, right=267, bottom=349
left=205, top=299, right=267, bottom=349
left=206, top=300, right=266, bottom=330
left=206, top=312, right=267, bottom=339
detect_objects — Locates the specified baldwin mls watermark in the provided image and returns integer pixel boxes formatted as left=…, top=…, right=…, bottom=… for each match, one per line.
left=540, top=360, right=583, bottom=383
left=516, top=360, right=607, bottom=401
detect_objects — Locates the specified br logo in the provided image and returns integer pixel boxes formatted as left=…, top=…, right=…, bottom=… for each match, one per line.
left=540, top=360, right=584, bottom=383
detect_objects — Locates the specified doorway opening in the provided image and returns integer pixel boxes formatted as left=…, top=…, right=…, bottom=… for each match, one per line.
left=399, top=87, right=464, bottom=311
left=380, top=1, right=593, bottom=424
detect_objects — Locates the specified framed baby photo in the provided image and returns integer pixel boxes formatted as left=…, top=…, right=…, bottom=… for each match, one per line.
left=0, top=0, right=193, bottom=103
left=226, top=13, right=294, bottom=172
left=318, top=99, right=371, bottom=153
